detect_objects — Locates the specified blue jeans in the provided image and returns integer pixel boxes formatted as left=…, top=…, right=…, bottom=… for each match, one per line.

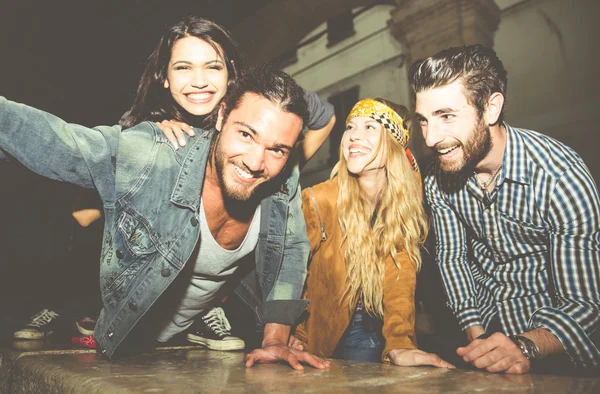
left=332, top=310, right=384, bottom=362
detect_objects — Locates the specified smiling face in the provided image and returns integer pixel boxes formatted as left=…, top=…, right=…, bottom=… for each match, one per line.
left=415, top=80, right=492, bottom=174
left=212, top=93, right=303, bottom=201
left=342, top=116, right=387, bottom=177
left=163, top=36, right=229, bottom=116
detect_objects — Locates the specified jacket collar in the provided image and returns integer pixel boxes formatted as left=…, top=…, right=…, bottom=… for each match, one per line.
left=170, top=128, right=214, bottom=211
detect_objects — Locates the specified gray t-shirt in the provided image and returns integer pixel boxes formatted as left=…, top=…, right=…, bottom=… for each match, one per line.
left=304, top=90, right=335, bottom=130
left=153, top=199, right=260, bottom=342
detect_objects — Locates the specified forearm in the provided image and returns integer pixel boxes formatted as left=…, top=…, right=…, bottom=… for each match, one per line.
left=262, top=323, right=291, bottom=347
left=529, top=305, right=600, bottom=366
left=521, top=328, right=564, bottom=358
left=382, top=254, right=418, bottom=360
left=300, top=115, right=335, bottom=164
left=466, top=325, right=486, bottom=342
left=542, top=162, right=600, bottom=366
left=269, top=164, right=309, bottom=302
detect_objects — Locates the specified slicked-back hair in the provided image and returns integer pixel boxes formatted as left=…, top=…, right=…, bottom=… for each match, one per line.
left=220, top=64, right=309, bottom=128
left=121, top=16, right=246, bottom=129
left=409, top=45, right=508, bottom=124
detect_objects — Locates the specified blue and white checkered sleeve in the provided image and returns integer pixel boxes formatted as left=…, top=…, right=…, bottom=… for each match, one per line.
left=425, top=171, right=482, bottom=330
left=530, top=160, right=600, bottom=367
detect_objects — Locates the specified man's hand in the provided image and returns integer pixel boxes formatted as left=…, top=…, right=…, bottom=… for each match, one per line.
left=457, top=332, right=531, bottom=374
left=387, top=349, right=455, bottom=368
left=156, top=119, right=194, bottom=149
left=288, top=334, right=307, bottom=352
left=245, top=323, right=330, bottom=370
left=245, top=343, right=330, bottom=371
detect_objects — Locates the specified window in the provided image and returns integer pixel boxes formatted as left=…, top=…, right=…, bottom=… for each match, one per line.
left=327, top=10, right=355, bottom=47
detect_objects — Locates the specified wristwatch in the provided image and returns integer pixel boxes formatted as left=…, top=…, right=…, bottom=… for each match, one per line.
left=511, top=335, right=541, bottom=361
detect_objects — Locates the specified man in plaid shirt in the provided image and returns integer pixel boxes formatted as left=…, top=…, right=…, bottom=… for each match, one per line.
left=410, top=45, right=599, bottom=374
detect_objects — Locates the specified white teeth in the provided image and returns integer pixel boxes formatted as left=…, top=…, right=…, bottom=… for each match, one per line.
left=187, top=92, right=212, bottom=100
left=233, top=164, right=252, bottom=179
left=349, top=148, right=368, bottom=154
left=438, top=146, right=458, bottom=154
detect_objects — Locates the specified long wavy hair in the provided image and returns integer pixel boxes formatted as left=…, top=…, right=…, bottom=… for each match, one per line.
left=331, top=98, right=428, bottom=318
left=121, top=16, right=246, bottom=129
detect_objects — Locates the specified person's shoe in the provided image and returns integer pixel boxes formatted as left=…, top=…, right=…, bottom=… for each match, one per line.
left=12, top=339, right=45, bottom=351
left=13, top=309, right=61, bottom=340
left=187, top=307, right=245, bottom=351
left=71, top=335, right=97, bottom=349
left=75, top=316, right=97, bottom=336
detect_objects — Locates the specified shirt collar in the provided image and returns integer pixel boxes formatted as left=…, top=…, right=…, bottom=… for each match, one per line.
left=500, top=123, right=530, bottom=185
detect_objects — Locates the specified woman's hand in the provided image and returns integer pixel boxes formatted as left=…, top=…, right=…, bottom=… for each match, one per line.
left=387, top=348, right=455, bottom=368
left=156, top=120, right=194, bottom=149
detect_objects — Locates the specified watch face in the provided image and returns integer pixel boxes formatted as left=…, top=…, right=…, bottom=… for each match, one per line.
left=517, top=339, right=531, bottom=359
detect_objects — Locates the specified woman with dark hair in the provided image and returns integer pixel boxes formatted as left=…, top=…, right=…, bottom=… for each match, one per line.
left=122, top=15, right=335, bottom=163
left=290, top=98, right=454, bottom=367
left=121, top=15, right=244, bottom=130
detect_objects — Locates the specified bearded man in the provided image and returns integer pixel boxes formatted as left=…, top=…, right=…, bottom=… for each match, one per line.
left=0, top=65, right=329, bottom=371
left=410, top=45, right=600, bottom=375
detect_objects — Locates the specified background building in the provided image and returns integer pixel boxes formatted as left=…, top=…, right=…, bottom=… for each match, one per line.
left=273, top=0, right=600, bottom=186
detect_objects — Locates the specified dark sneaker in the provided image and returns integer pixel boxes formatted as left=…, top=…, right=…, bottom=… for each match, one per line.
left=187, top=307, right=245, bottom=351
left=13, top=309, right=61, bottom=340
left=75, top=316, right=97, bottom=336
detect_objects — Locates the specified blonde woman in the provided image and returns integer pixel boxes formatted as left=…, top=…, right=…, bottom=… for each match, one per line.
left=292, top=98, right=454, bottom=367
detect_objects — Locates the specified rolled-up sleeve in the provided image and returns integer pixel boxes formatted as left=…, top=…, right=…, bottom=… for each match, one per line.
left=530, top=160, right=600, bottom=367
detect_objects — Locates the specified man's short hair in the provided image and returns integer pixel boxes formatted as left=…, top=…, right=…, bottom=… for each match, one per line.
left=409, top=45, right=508, bottom=124
left=221, top=64, right=309, bottom=127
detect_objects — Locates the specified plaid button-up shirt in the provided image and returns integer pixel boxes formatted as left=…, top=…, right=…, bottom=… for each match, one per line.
left=425, top=124, right=600, bottom=367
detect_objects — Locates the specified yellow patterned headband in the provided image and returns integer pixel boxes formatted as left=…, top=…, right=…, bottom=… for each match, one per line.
left=345, top=99, right=420, bottom=177
left=345, top=99, right=410, bottom=148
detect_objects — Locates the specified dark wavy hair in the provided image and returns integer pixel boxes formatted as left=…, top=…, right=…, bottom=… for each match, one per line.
left=409, top=45, right=507, bottom=124
left=209, top=64, right=308, bottom=164
left=121, top=16, right=246, bottom=129
left=219, top=64, right=309, bottom=128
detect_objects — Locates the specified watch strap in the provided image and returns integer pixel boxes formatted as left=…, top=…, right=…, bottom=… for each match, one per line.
left=511, top=335, right=541, bottom=360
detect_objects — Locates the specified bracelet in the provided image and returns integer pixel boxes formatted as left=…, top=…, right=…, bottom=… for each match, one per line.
left=476, top=332, right=491, bottom=340
left=510, top=335, right=541, bottom=361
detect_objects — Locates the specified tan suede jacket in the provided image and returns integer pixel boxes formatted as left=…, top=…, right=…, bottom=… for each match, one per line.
left=295, top=179, right=417, bottom=362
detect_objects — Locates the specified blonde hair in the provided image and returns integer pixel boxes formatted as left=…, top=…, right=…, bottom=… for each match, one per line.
left=331, top=100, right=428, bottom=318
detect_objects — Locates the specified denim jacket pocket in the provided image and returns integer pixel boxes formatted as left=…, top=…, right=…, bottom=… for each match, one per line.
left=117, top=212, right=157, bottom=256
left=102, top=213, right=157, bottom=306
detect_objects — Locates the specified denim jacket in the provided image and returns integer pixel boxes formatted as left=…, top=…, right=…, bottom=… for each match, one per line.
left=0, top=97, right=310, bottom=358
